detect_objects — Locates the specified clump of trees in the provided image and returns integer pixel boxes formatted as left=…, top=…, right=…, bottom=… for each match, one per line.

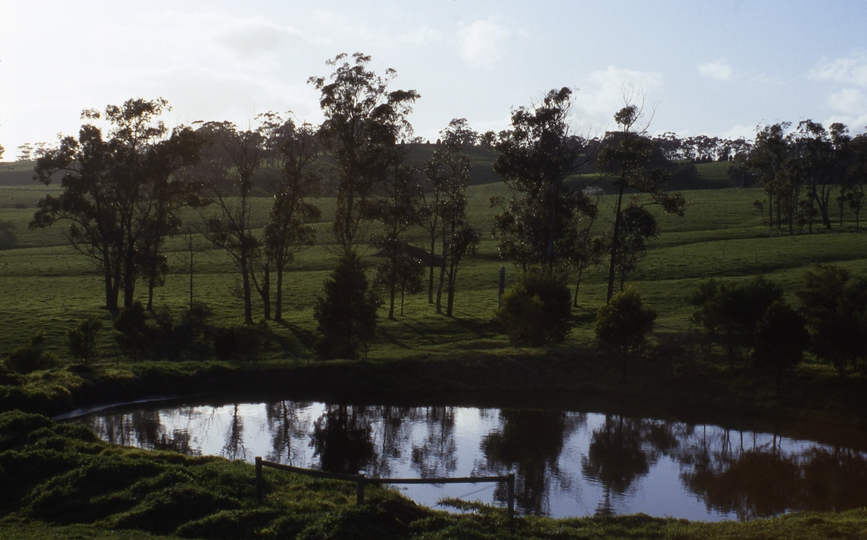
left=32, top=98, right=203, bottom=312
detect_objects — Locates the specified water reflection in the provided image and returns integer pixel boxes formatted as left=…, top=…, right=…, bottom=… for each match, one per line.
left=75, top=400, right=867, bottom=521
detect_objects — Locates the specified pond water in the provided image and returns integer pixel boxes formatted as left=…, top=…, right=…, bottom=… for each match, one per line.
left=75, top=400, right=867, bottom=520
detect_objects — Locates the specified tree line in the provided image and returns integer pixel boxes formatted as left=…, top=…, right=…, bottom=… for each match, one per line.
left=21, top=52, right=867, bottom=361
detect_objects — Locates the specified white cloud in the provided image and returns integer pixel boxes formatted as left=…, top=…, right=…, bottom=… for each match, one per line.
left=571, top=66, right=664, bottom=130
left=809, top=50, right=867, bottom=87
left=397, top=26, right=445, bottom=46
left=217, top=19, right=301, bottom=59
left=456, top=20, right=509, bottom=70
left=828, top=88, right=867, bottom=116
left=698, top=62, right=732, bottom=81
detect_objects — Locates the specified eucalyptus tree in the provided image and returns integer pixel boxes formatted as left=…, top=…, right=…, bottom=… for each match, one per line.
left=367, top=163, right=424, bottom=319
left=309, top=52, right=419, bottom=253
left=491, top=87, right=597, bottom=272
left=32, top=98, right=202, bottom=311
left=195, top=117, right=275, bottom=324
left=265, top=119, right=322, bottom=321
left=597, top=103, right=685, bottom=303
left=421, top=119, right=476, bottom=303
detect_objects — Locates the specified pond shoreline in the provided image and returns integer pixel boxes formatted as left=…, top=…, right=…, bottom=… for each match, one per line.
left=6, top=350, right=866, bottom=450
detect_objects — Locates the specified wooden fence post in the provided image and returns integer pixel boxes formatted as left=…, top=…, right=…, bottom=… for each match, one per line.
left=356, top=473, right=365, bottom=506
left=255, top=456, right=263, bottom=503
left=507, top=473, right=515, bottom=519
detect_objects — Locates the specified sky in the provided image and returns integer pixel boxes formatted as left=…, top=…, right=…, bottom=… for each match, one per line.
left=2, top=0, right=867, bottom=160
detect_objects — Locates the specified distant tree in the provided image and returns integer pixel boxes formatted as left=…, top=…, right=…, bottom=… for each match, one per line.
left=66, top=316, right=103, bottom=366
left=314, top=251, right=380, bottom=359
left=367, top=164, right=424, bottom=319
left=749, top=123, right=790, bottom=230
left=689, top=275, right=784, bottom=367
left=753, top=301, right=809, bottom=395
left=421, top=119, right=476, bottom=303
left=495, top=267, right=572, bottom=347
left=595, top=286, right=657, bottom=379
left=491, top=87, right=597, bottom=272
left=597, top=102, right=685, bottom=303
left=266, top=118, right=322, bottom=321
left=309, top=52, right=419, bottom=252
left=0, top=143, right=4, bottom=160
left=845, top=133, right=867, bottom=228
left=32, top=98, right=202, bottom=311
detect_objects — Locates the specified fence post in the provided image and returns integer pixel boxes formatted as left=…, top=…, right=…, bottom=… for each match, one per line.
left=507, top=473, right=515, bottom=519
left=255, top=456, right=264, bottom=503
left=356, top=473, right=365, bottom=506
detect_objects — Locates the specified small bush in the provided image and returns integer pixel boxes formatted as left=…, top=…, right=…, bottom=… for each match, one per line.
left=595, top=286, right=657, bottom=355
left=65, top=316, right=103, bottom=366
left=5, top=332, right=57, bottom=374
left=494, top=267, right=572, bottom=347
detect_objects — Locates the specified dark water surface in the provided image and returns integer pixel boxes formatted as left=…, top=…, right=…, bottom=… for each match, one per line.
left=75, top=400, right=867, bottom=520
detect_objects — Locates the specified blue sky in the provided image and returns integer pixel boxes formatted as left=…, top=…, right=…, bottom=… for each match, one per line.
left=2, top=0, right=866, bottom=159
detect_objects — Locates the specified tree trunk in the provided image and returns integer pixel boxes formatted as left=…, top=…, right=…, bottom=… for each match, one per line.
left=573, top=265, right=584, bottom=307
left=274, top=265, right=284, bottom=321
left=606, top=182, right=626, bottom=303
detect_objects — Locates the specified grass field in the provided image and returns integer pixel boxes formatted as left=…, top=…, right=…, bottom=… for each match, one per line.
left=1, top=160, right=867, bottom=362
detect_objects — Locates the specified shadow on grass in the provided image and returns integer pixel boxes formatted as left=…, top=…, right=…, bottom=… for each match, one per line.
left=272, top=319, right=316, bottom=356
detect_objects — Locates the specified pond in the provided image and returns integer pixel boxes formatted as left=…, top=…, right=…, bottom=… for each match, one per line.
left=74, top=399, right=867, bottom=520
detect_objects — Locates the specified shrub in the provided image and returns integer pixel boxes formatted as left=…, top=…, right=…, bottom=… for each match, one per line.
left=65, top=316, right=103, bottom=366
left=595, top=286, right=657, bottom=355
left=494, top=267, right=572, bottom=347
left=5, top=332, right=57, bottom=374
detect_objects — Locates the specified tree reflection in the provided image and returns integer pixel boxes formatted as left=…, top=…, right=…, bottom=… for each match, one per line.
left=265, top=401, right=311, bottom=464
left=480, top=410, right=582, bottom=515
left=222, top=404, right=246, bottom=460
left=582, top=415, right=652, bottom=516
left=680, top=432, right=867, bottom=519
left=310, top=404, right=377, bottom=474
left=411, top=406, right=458, bottom=478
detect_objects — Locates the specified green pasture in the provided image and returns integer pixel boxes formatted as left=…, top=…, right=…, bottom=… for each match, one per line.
left=2, top=172, right=867, bottom=362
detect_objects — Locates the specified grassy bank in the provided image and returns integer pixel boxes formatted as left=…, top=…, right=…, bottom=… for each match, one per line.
left=3, top=351, right=867, bottom=451
left=2, top=410, right=866, bottom=540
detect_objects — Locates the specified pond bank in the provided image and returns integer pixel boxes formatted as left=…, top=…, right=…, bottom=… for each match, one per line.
left=3, top=350, right=867, bottom=448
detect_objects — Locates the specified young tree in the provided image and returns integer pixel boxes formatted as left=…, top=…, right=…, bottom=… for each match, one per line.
left=612, top=204, right=659, bottom=292
left=32, top=98, right=202, bottom=311
left=309, top=52, right=419, bottom=252
left=597, top=102, right=685, bottom=303
left=266, top=119, right=322, bottom=321
left=421, top=120, right=479, bottom=317
left=367, top=164, right=424, bottom=319
left=491, top=88, right=597, bottom=272
left=66, top=316, right=103, bottom=366
left=421, top=119, right=476, bottom=303
left=314, top=251, right=380, bottom=359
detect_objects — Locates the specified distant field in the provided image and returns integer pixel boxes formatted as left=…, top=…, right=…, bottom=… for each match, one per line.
left=2, top=156, right=866, bottom=364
